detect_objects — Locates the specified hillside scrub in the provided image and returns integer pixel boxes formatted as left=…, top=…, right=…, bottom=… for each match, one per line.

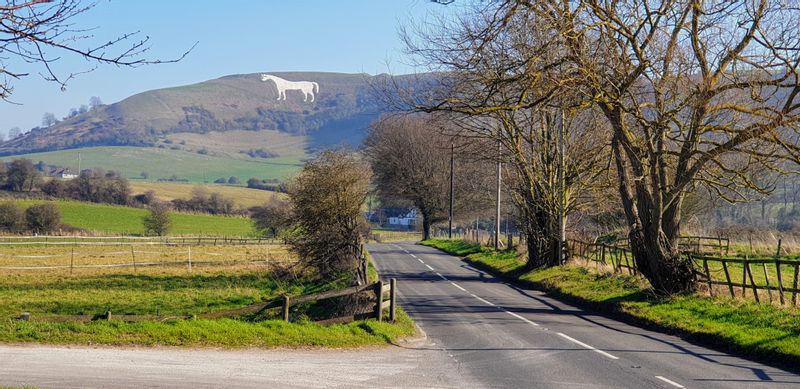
left=422, top=239, right=800, bottom=366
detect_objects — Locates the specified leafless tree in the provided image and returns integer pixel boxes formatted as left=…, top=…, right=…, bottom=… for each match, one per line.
left=1, top=0, right=194, bottom=101
left=364, top=114, right=493, bottom=240
left=510, top=0, right=800, bottom=293
left=399, top=1, right=609, bottom=267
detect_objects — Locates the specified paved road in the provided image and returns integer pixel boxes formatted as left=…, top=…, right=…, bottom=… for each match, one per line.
left=368, top=242, right=800, bottom=388
left=2, top=242, right=799, bottom=388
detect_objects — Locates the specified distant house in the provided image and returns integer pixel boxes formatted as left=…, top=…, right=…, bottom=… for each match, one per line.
left=369, top=207, right=417, bottom=229
left=49, top=167, right=77, bottom=179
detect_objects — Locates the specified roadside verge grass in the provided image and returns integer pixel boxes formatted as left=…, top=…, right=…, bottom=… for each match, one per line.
left=421, top=239, right=800, bottom=368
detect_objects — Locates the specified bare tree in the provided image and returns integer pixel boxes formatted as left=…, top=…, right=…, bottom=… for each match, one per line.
left=0, top=0, right=194, bottom=101
left=364, top=114, right=493, bottom=240
left=510, top=0, right=800, bottom=293
left=399, top=1, right=608, bottom=267
left=41, top=112, right=57, bottom=127
left=88, top=96, right=103, bottom=110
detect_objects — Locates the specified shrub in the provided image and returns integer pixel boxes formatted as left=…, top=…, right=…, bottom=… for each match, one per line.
left=25, top=203, right=61, bottom=234
left=0, top=203, right=25, bottom=233
left=143, top=202, right=172, bottom=236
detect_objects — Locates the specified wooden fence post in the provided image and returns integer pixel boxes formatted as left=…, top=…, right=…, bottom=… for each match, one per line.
left=775, top=260, right=785, bottom=305
left=70, top=247, right=74, bottom=276
left=389, top=278, right=397, bottom=322
left=721, top=260, right=734, bottom=298
left=746, top=260, right=759, bottom=303
left=374, top=280, right=383, bottom=322
left=702, top=257, right=713, bottom=297
left=742, top=257, right=748, bottom=298
left=282, top=296, right=290, bottom=322
left=792, top=264, right=799, bottom=307
left=130, top=245, right=137, bottom=272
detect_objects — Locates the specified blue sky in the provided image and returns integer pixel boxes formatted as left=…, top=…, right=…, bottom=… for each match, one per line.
left=1, top=0, right=458, bottom=134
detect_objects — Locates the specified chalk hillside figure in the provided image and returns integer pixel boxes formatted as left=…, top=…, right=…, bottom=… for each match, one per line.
left=260, top=74, right=319, bottom=102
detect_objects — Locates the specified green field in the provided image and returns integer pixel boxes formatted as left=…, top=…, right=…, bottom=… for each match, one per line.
left=13, top=199, right=255, bottom=236
left=0, top=247, right=415, bottom=348
left=422, top=239, right=800, bottom=366
left=3, top=145, right=304, bottom=183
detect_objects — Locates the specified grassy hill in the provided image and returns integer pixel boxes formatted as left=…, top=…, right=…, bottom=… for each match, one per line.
left=2, top=146, right=302, bottom=183
left=0, top=72, right=399, bottom=156
left=13, top=199, right=255, bottom=236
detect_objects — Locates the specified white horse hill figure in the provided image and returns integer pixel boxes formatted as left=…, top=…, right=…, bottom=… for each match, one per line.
left=260, top=74, right=319, bottom=102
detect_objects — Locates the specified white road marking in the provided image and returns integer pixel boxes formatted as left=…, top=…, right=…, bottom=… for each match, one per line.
left=504, top=310, right=539, bottom=326
left=556, top=332, right=619, bottom=360
left=450, top=282, right=467, bottom=292
left=654, top=376, right=685, bottom=388
left=470, top=294, right=496, bottom=306
left=435, top=272, right=447, bottom=280
left=425, top=264, right=434, bottom=271
left=416, top=258, right=425, bottom=264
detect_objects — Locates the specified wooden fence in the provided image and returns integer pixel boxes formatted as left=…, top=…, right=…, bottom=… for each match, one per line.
left=611, top=235, right=730, bottom=255
left=0, top=235, right=278, bottom=246
left=568, top=239, right=800, bottom=306
left=17, top=279, right=398, bottom=324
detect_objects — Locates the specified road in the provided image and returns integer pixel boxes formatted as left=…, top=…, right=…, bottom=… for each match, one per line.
left=1, top=242, right=798, bottom=388
left=368, top=242, right=800, bottom=388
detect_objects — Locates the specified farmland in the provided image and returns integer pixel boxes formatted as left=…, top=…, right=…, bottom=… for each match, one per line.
left=2, top=145, right=304, bottom=183
left=129, top=181, right=285, bottom=209
left=11, top=199, right=255, bottom=236
left=0, top=241, right=415, bottom=347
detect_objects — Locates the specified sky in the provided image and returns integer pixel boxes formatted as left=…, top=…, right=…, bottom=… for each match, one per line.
left=0, top=0, right=459, bottom=134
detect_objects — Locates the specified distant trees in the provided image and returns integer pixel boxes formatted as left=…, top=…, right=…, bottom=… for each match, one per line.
left=25, top=203, right=61, bottom=234
left=42, top=169, right=131, bottom=205
left=7, top=127, right=21, bottom=140
left=89, top=96, right=103, bottom=110
left=170, top=187, right=237, bottom=215
left=364, top=115, right=492, bottom=240
left=288, top=151, right=371, bottom=283
left=41, top=113, right=57, bottom=127
left=247, top=177, right=286, bottom=192
left=227, top=176, right=240, bottom=185
left=143, top=202, right=172, bottom=236
left=6, top=159, right=42, bottom=192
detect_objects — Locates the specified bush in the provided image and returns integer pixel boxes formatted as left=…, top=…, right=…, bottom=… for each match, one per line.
left=0, top=203, right=25, bottom=233
left=250, top=198, right=291, bottom=237
left=227, top=176, right=241, bottom=185
left=213, top=177, right=226, bottom=184
left=143, top=202, right=172, bottom=236
left=25, top=203, right=61, bottom=234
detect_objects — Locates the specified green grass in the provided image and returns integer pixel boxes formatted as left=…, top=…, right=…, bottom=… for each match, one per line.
left=422, top=239, right=800, bottom=366
left=3, top=146, right=304, bottom=183
left=12, top=199, right=255, bottom=236
left=0, top=269, right=414, bottom=347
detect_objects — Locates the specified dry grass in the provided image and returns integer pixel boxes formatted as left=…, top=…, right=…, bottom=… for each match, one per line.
left=129, top=181, right=287, bottom=208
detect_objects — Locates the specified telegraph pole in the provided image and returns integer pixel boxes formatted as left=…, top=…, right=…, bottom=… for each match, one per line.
left=495, top=140, right=501, bottom=250
left=449, top=143, right=454, bottom=239
left=557, top=109, right=566, bottom=263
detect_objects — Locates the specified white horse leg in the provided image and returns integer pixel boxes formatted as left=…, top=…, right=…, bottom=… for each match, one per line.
left=303, top=92, right=308, bottom=102
left=276, top=89, right=281, bottom=100
left=310, top=92, right=315, bottom=102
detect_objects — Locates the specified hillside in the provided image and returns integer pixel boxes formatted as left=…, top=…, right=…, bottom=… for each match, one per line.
left=0, top=72, right=401, bottom=156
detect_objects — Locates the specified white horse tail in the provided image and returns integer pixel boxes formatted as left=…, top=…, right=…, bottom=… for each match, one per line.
left=312, top=82, right=319, bottom=94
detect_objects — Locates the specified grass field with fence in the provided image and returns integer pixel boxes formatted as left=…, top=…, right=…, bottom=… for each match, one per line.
left=0, top=239, right=415, bottom=347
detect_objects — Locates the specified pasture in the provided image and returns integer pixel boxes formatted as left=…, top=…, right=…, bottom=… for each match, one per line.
left=10, top=199, right=255, bottom=236
left=3, top=144, right=304, bottom=183
left=0, top=240, right=415, bottom=347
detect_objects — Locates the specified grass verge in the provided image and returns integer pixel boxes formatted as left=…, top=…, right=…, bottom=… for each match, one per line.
left=421, top=239, right=800, bottom=369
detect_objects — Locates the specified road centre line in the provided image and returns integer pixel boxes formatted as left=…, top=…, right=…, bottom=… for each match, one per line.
left=403, top=248, right=617, bottom=362
left=556, top=332, right=619, bottom=360
left=654, top=376, right=685, bottom=388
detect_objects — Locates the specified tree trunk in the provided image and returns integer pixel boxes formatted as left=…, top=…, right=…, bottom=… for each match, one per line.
left=422, top=214, right=431, bottom=241
left=628, top=213, right=695, bottom=294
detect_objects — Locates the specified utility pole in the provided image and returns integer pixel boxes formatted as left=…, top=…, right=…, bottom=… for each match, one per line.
left=449, top=143, right=454, bottom=239
left=557, top=108, right=566, bottom=264
left=495, top=140, right=501, bottom=250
